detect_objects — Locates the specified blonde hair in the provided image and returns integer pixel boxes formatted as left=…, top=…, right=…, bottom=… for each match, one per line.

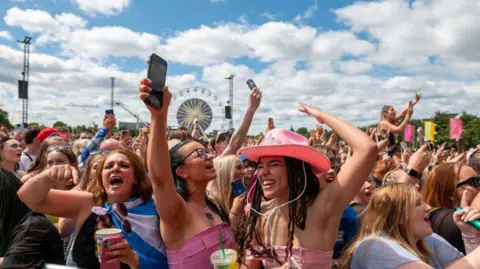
left=207, top=154, right=237, bottom=213
left=342, top=184, right=432, bottom=268
left=377, top=105, right=393, bottom=134
left=71, top=139, right=89, bottom=157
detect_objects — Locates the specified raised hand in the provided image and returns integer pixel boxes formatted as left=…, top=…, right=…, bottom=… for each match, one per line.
left=43, top=165, right=79, bottom=186
left=298, top=102, right=324, bottom=123
left=453, top=190, right=480, bottom=236
left=248, top=88, right=262, bottom=111
left=103, top=115, right=117, bottom=130
left=413, top=92, right=422, bottom=105
left=138, top=78, right=172, bottom=118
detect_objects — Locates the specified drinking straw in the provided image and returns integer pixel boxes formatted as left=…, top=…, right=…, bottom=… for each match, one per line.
left=218, top=232, right=226, bottom=259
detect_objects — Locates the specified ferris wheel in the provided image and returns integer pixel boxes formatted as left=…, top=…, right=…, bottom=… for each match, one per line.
left=168, top=87, right=227, bottom=133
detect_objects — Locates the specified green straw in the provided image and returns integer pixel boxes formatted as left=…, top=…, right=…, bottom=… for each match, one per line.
left=218, top=232, right=226, bottom=259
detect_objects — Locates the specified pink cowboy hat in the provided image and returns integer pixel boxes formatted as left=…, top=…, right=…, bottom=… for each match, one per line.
left=240, top=129, right=330, bottom=173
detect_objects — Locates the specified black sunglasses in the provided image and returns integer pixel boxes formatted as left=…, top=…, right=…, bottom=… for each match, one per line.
left=182, top=148, right=212, bottom=162
left=457, top=176, right=480, bottom=188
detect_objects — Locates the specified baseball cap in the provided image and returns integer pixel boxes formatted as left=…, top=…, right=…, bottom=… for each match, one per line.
left=37, top=128, right=67, bottom=143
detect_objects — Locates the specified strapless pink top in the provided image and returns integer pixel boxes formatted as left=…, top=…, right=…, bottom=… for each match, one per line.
left=252, top=246, right=333, bottom=269
left=166, top=223, right=235, bottom=269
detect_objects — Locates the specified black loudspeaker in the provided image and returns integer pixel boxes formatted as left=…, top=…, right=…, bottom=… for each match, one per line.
left=18, top=80, right=28, bottom=99
left=225, top=106, right=232, bottom=119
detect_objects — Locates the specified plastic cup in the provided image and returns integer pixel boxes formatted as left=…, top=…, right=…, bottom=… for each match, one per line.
left=95, top=228, right=122, bottom=260
left=210, top=249, right=238, bottom=269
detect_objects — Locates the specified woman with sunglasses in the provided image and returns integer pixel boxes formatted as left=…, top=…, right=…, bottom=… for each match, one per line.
left=139, top=80, right=235, bottom=268
left=18, top=149, right=169, bottom=269
left=421, top=163, right=479, bottom=254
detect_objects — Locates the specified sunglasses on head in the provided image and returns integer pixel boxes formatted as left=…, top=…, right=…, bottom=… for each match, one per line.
left=90, top=149, right=112, bottom=157
left=47, top=145, right=70, bottom=152
left=456, top=176, right=480, bottom=188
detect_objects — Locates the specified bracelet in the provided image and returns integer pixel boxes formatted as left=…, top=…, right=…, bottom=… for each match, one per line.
left=462, top=233, right=480, bottom=238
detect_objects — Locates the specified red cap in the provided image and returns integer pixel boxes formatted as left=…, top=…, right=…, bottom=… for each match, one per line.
left=37, top=128, right=68, bottom=143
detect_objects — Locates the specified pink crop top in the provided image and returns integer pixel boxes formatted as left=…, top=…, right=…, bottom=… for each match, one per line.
left=166, top=223, right=235, bottom=269
left=251, top=246, right=333, bottom=269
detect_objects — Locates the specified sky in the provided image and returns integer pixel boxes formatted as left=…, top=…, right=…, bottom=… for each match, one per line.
left=0, top=0, right=480, bottom=134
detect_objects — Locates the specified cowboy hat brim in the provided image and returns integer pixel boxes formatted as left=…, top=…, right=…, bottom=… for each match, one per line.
left=240, top=144, right=331, bottom=173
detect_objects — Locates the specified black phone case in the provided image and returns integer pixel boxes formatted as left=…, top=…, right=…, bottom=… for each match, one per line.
left=246, top=79, right=257, bottom=90
left=145, top=54, right=167, bottom=109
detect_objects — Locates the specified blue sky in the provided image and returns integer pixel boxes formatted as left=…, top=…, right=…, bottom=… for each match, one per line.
left=0, top=0, right=479, bottom=133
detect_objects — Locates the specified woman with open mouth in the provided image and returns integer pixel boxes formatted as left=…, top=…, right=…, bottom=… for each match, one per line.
left=139, top=78, right=248, bottom=268
left=234, top=102, right=378, bottom=269
left=0, top=136, right=24, bottom=179
left=342, top=183, right=480, bottom=269
left=17, top=148, right=169, bottom=269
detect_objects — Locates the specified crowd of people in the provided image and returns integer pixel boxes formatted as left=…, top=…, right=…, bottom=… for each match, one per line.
left=0, top=73, right=480, bottom=269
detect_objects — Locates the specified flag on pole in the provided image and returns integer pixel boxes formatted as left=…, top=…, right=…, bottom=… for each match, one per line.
left=425, top=121, right=436, bottom=141
left=404, top=124, right=414, bottom=142
left=450, top=118, right=463, bottom=140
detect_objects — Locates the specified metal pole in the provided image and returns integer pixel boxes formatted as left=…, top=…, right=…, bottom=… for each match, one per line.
left=136, top=117, right=139, bottom=130
left=17, top=37, right=32, bottom=127
left=224, top=75, right=234, bottom=130
left=110, top=77, right=115, bottom=110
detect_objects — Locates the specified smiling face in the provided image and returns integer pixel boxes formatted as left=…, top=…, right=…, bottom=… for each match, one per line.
left=412, top=192, right=433, bottom=241
left=178, top=141, right=216, bottom=182
left=257, top=156, right=289, bottom=200
left=387, top=107, right=396, bottom=120
left=0, top=139, right=22, bottom=164
left=101, top=153, right=137, bottom=203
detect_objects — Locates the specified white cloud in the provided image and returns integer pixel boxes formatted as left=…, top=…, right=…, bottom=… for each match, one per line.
left=260, top=12, right=276, bottom=21
left=0, top=31, right=13, bottom=41
left=10, top=0, right=25, bottom=2
left=74, top=0, right=130, bottom=16
left=337, top=60, right=373, bottom=74
left=4, top=7, right=59, bottom=33
left=333, top=0, right=480, bottom=76
left=211, top=0, right=225, bottom=3
left=293, top=0, right=318, bottom=23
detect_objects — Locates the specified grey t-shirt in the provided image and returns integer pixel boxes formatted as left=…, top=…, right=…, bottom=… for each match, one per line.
left=351, top=233, right=463, bottom=269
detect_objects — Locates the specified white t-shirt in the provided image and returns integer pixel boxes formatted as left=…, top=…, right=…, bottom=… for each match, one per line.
left=18, top=151, right=36, bottom=172
left=351, top=233, right=463, bottom=269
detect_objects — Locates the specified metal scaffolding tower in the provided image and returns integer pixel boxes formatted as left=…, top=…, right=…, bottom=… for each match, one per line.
left=110, top=77, right=115, bottom=110
left=17, top=36, right=32, bottom=127
left=224, top=75, right=234, bottom=130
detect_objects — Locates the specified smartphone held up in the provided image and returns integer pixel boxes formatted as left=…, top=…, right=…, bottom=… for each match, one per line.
left=246, top=79, right=257, bottom=90
left=145, top=53, right=168, bottom=109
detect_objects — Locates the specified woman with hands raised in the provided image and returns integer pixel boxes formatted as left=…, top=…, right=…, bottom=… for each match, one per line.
left=139, top=78, right=236, bottom=268
left=17, top=148, right=169, bottom=269
left=234, top=103, right=377, bottom=268
left=378, top=93, right=420, bottom=136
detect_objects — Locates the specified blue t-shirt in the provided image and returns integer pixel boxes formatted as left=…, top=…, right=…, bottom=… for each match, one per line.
left=351, top=233, right=464, bottom=269
left=334, top=206, right=358, bottom=259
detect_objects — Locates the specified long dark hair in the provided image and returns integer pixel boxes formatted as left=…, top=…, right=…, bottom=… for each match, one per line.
left=235, top=157, right=320, bottom=265
left=169, top=141, right=230, bottom=224
left=0, top=170, right=31, bottom=256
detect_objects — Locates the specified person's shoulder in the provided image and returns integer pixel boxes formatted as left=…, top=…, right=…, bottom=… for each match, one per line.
left=342, top=205, right=358, bottom=219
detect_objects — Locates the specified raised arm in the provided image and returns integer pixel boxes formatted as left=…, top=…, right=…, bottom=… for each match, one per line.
left=78, top=116, right=116, bottom=169
left=139, top=79, right=188, bottom=228
left=221, top=88, right=262, bottom=156
left=17, top=165, right=93, bottom=219
left=298, top=103, right=378, bottom=214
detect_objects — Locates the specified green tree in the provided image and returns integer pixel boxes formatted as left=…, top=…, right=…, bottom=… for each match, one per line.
left=296, top=127, right=309, bottom=138
left=53, top=121, right=68, bottom=128
left=0, top=108, right=14, bottom=130
left=28, top=122, right=39, bottom=128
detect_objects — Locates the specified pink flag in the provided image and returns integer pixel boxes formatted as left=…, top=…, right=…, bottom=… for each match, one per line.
left=450, top=118, right=463, bottom=139
left=404, top=124, right=413, bottom=142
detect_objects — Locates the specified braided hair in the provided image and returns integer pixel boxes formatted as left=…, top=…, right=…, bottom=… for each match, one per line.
left=169, top=141, right=230, bottom=224
left=0, top=169, right=31, bottom=256
left=235, top=157, right=320, bottom=265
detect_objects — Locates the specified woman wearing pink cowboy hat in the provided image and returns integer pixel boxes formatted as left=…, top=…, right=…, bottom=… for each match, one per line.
left=235, top=103, right=378, bottom=269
